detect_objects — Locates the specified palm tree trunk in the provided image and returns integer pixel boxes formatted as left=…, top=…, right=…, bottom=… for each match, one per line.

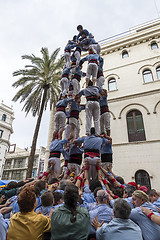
left=26, top=86, right=48, bottom=178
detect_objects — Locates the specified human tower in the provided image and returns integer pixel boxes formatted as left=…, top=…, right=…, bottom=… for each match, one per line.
left=44, top=25, right=112, bottom=181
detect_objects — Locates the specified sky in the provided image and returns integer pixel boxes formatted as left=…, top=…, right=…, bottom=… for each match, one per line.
left=0, top=0, right=160, bottom=150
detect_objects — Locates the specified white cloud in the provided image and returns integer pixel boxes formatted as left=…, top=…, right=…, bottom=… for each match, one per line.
left=0, top=0, right=159, bottom=148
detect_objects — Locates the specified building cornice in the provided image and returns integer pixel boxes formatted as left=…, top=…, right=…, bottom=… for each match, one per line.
left=108, top=88, right=160, bottom=103
left=101, top=24, right=160, bottom=55
left=0, top=121, right=13, bottom=133
left=0, top=103, right=14, bottom=115
left=112, top=139, right=160, bottom=147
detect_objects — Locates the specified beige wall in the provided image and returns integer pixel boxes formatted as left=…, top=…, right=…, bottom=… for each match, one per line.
left=79, top=19, right=160, bottom=190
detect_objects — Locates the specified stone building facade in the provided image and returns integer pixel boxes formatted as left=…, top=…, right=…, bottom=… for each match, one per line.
left=2, top=146, right=45, bottom=181
left=0, top=101, right=14, bottom=179
left=79, top=19, right=160, bottom=189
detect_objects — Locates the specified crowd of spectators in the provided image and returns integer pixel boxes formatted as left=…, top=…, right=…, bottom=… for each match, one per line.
left=0, top=158, right=160, bottom=240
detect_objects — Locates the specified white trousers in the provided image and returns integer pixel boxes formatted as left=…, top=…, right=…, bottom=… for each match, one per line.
left=64, top=52, right=70, bottom=68
left=72, top=78, right=80, bottom=96
left=84, top=157, right=100, bottom=179
left=48, top=157, right=61, bottom=175
left=85, top=101, right=100, bottom=135
left=55, top=111, right=66, bottom=132
left=96, top=76, right=105, bottom=88
left=86, top=63, right=98, bottom=80
left=60, top=77, right=69, bottom=95
left=100, top=112, right=111, bottom=133
left=90, top=44, right=101, bottom=55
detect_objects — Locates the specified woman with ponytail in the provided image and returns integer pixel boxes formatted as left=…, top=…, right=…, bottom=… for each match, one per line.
left=51, top=184, right=90, bottom=240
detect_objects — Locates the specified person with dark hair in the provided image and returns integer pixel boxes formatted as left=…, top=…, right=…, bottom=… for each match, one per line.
left=64, top=38, right=77, bottom=68
left=71, top=66, right=86, bottom=96
left=59, top=179, right=72, bottom=191
left=68, top=95, right=85, bottom=139
left=36, top=191, right=54, bottom=216
left=99, top=89, right=111, bottom=136
left=96, top=57, right=105, bottom=88
left=51, top=185, right=90, bottom=240
left=75, top=128, right=111, bottom=179
left=0, top=181, right=18, bottom=202
left=48, top=134, right=71, bottom=177
left=78, top=83, right=102, bottom=135
left=7, top=186, right=50, bottom=240
left=68, top=143, right=84, bottom=176
left=48, top=178, right=59, bottom=185
left=148, top=189, right=160, bottom=207
left=92, top=199, right=143, bottom=240
left=77, top=25, right=91, bottom=40
left=53, top=93, right=73, bottom=140
left=52, top=192, right=63, bottom=206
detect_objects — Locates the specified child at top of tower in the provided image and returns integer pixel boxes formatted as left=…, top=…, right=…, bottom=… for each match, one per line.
left=77, top=25, right=93, bottom=40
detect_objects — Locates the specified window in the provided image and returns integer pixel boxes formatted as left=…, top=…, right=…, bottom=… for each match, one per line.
left=135, top=170, right=151, bottom=190
left=4, top=160, right=12, bottom=169
left=12, top=170, right=24, bottom=180
left=13, top=159, right=25, bottom=168
left=156, top=66, right=160, bottom=80
left=0, top=130, right=3, bottom=138
left=122, top=50, right=129, bottom=58
left=126, top=110, right=146, bottom=142
left=151, top=42, right=158, bottom=50
left=2, top=114, right=6, bottom=121
left=2, top=171, right=10, bottom=180
left=142, top=69, right=153, bottom=83
left=108, top=78, right=117, bottom=91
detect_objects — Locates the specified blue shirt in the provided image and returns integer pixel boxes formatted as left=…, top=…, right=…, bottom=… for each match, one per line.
left=99, top=96, right=108, bottom=107
left=36, top=205, right=54, bottom=216
left=49, top=139, right=68, bottom=153
left=80, top=53, right=101, bottom=66
left=77, top=135, right=108, bottom=151
left=64, top=43, right=76, bottom=51
left=130, top=202, right=160, bottom=240
left=62, top=148, right=70, bottom=160
left=0, top=213, right=8, bottom=240
left=61, top=66, right=72, bottom=76
left=69, top=144, right=84, bottom=155
left=89, top=204, right=113, bottom=234
left=56, top=98, right=72, bottom=109
left=82, top=185, right=95, bottom=203
left=110, top=197, right=134, bottom=209
left=101, top=142, right=112, bottom=154
left=96, top=218, right=143, bottom=240
left=79, top=86, right=102, bottom=98
left=153, top=197, right=160, bottom=208
left=81, top=201, right=97, bottom=211
left=77, top=29, right=90, bottom=40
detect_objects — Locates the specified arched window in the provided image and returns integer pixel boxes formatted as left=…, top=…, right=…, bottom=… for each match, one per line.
left=126, top=110, right=146, bottom=142
left=151, top=42, right=158, bottom=50
left=122, top=50, right=129, bottom=58
left=156, top=66, right=160, bottom=80
left=2, top=114, right=6, bottom=121
left=135, top=170, right=151, bottom=190
left=108, top=78, right=117, bottom=91
left=142, top=69, right=153, bottom=83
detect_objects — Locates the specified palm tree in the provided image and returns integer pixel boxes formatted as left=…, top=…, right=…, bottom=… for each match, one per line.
left=12, top=47, right=64, bottom=178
